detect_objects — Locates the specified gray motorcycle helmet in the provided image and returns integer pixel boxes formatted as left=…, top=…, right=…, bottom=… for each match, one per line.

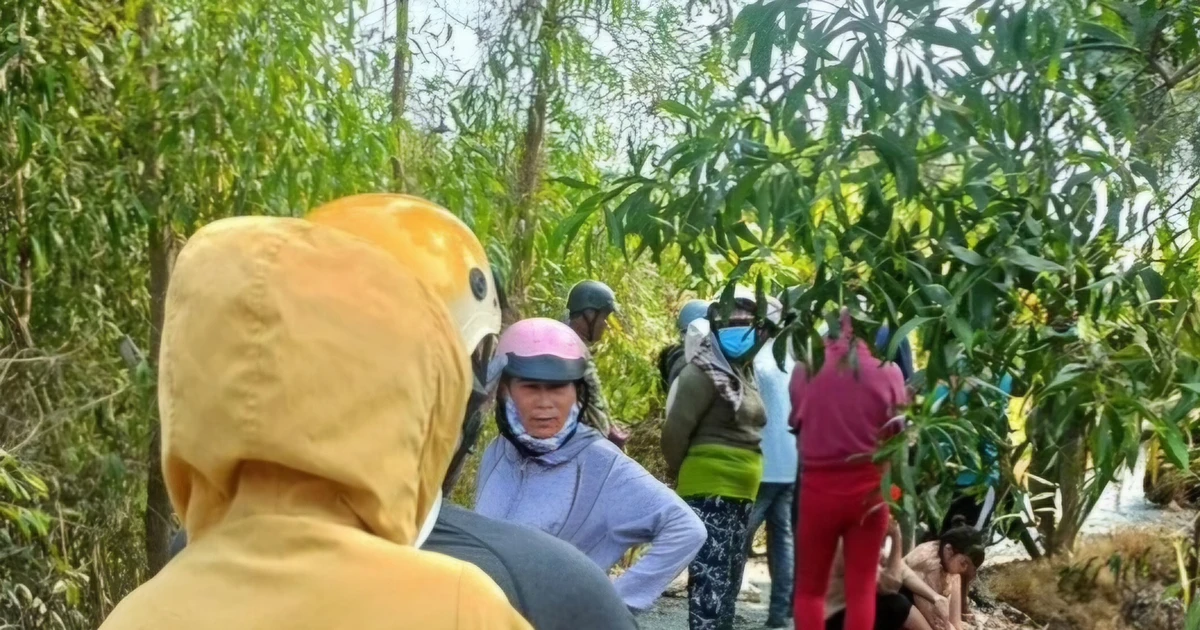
left=567, top=280, right=619, bottom=317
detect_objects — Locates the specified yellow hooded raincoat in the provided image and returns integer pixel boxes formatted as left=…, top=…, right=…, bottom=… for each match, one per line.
left=99, top=217, right=531, bottom=630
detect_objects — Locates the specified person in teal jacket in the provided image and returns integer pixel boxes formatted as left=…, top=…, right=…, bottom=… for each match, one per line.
left=935, top=372, right=1014, bottom=533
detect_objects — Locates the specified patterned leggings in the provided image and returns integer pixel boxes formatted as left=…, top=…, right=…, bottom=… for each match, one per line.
left=686, top=496, right=753, bottom=630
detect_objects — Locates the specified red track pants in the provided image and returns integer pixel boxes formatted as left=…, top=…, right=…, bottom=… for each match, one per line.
left=794, top=465, right=889, bottom=630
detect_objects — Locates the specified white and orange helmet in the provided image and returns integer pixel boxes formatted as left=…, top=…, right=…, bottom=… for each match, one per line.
left=307, top=194, right=502, bottom=489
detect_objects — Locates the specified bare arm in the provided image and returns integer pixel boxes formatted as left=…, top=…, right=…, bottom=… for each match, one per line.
left=878, top=520, right=905, bottom=593
left=949, top=575, right=963, bottom=630
left=900, top=561, right=950, bottom=627
left=914, top=596, right=952, bottom=630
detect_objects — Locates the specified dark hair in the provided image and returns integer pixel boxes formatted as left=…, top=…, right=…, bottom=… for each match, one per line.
left=940, top=516, right=986, bottom=569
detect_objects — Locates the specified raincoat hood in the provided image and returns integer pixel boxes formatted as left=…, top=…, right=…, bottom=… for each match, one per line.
left=160, top=216, right=469, bottom=547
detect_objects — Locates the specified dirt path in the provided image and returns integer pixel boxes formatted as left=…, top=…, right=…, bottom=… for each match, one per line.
left=642, top=558, right=772, bottom=630
left=641, top=596, right=770, bottom=630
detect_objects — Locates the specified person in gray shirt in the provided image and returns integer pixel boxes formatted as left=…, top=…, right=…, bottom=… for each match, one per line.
left=427, top=500, right=639, bottom=630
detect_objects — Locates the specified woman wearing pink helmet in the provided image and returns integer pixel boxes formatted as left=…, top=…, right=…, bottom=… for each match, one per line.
left=474, top=318, right=707, bottom=613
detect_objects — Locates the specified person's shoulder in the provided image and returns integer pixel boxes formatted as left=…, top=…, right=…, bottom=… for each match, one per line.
left=442, top=509, right=635, bottom=629
left=462, top=509, right=597, bottom=571
left=508, top=529, right=636, bottom=628
left=361, top=542, right=513, bottom=603
left=904, top=540, right=940, bottom=567
left=577, top=433, right=627, bottom=463
left=677, top=362, right=714, bottom=388
left=480, top=436, right=509, bottom=461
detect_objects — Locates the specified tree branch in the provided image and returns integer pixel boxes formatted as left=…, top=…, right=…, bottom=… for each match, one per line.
left=1166, top=56, right=1200, bottom=89
left=1166, top=176, right=1200, bottom=214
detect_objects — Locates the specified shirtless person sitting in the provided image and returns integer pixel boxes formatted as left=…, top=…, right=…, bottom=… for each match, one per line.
left=825, top=516, right=951, bottom=630
left=902, top=517, right=986, bottom=630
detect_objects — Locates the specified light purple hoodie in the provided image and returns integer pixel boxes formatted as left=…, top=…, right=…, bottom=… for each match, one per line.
left=475, top=425, right=707, bottom=612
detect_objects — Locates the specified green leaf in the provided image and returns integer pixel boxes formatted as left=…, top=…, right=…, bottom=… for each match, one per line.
left=550, top=176, right=598, bottom=190
left=1187, top=596, right=1200, bottom=630
left=1004, top=247, right=1065, bottom=273
left=1080, top=21, right=1128, bottom=45
left=1129, top=161, right=1158, bottom=191
left=1045, top=363, right=1087, bottom=391
left=861, top=132, right=918, bottom=199
left=750, top=13, right=780, bottom=78
left=656, top=100, right=702, bottom=121
left=946, top=244, right=985, bottom=266
left=1137, top=268, right=1166, bottom=302
left=553, top=210, right=594, bottom=253
left=1157, top=425, right=1190, bottom=472
left=948, top=316, right=975, bottom=353
left=920, top=284, right=955, bottom=309
left=887, top=316, right=935, bottom=363
left=908, top=24, right=977, bottom=52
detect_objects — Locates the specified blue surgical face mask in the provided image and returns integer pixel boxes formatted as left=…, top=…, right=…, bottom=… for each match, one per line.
left=505, top=397, right=581, bottom=454
left=716, top=326, right=756, bottom=360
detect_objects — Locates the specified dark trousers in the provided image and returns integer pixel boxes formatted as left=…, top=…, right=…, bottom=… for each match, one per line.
left=746, top=482, right=795, bottom=622
left=686, top=496, right=753, bottom=630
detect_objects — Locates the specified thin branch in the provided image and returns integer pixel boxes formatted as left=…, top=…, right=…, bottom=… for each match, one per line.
left=1166, top=56, right=1200, bottom=89
left=1165, top=176, right=1200, bottom=214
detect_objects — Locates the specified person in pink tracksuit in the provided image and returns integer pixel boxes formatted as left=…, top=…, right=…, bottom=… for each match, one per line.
left=790, top=309, right=909, bottom=630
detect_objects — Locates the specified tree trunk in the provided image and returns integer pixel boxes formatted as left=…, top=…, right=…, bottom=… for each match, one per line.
left=1052, top=427, right=1087, bottom=554
left=507, top=0, right=559, bottom=318
left=13, top=158, right=33, bottom=348
left=144, top=219, right=176, bottom=578
left=1028, top=410, right=1060, bottom=553
left=137, top=0, right=175, bottom=579
left=390, top=0, right=409, bottom=190
left=1190, top=513, right=1200, bottom=603
left=1030, top=408, right=1087, bottom=556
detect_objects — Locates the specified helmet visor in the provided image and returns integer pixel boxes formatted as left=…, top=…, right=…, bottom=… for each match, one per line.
left=498, top=353, right=588, bottom=384
left=470, top=333, right=501, bottom=403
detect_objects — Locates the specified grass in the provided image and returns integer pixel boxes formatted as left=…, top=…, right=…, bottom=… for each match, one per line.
left=985, top=529, right=1186, bottom=630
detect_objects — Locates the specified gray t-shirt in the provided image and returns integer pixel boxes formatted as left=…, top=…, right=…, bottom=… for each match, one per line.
left=426, top=502, right=638, bottom=630
left=169, top=501, right=638, bottom=629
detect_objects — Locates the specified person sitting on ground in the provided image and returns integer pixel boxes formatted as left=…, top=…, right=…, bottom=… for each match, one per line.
left=790, top=308, right=909, bottom=630
left=825, top=517, right=951, bottom=630
left=475, top=318, right=707, bottom=613
left=565, top=279, right=627, bottom=447
left=663, top=293, right=768, bottom=630
left=100, top=215, right=528, bottom=630
left=932, top=362, right=1016, bottom=623
left=658, top=299, right=711, bottom=392
left=903, top=517, right=986, bottom=630
left=746, top=297, right=798, bottom=628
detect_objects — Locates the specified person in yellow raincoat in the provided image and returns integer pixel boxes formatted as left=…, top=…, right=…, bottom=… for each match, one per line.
left=305, top=194, right=638, bottom=629
left=99, top=215, right=531, bottom=630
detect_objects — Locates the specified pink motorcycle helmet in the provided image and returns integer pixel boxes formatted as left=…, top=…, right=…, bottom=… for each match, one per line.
left=493, top=318, right=590, bottom=383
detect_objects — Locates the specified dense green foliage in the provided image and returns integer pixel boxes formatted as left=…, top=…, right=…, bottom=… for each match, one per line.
left=575, top=0, right=1200, bottom=552
left=2, top=0, right=1199, bottom=627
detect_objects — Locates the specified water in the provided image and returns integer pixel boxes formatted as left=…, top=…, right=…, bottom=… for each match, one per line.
left=989, top=446, right=1192, bottom=564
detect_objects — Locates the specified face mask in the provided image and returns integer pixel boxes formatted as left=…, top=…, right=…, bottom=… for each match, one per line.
left=717, top=326, right=756, bottom=360
left=505, top=397, right=581, bottom=454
